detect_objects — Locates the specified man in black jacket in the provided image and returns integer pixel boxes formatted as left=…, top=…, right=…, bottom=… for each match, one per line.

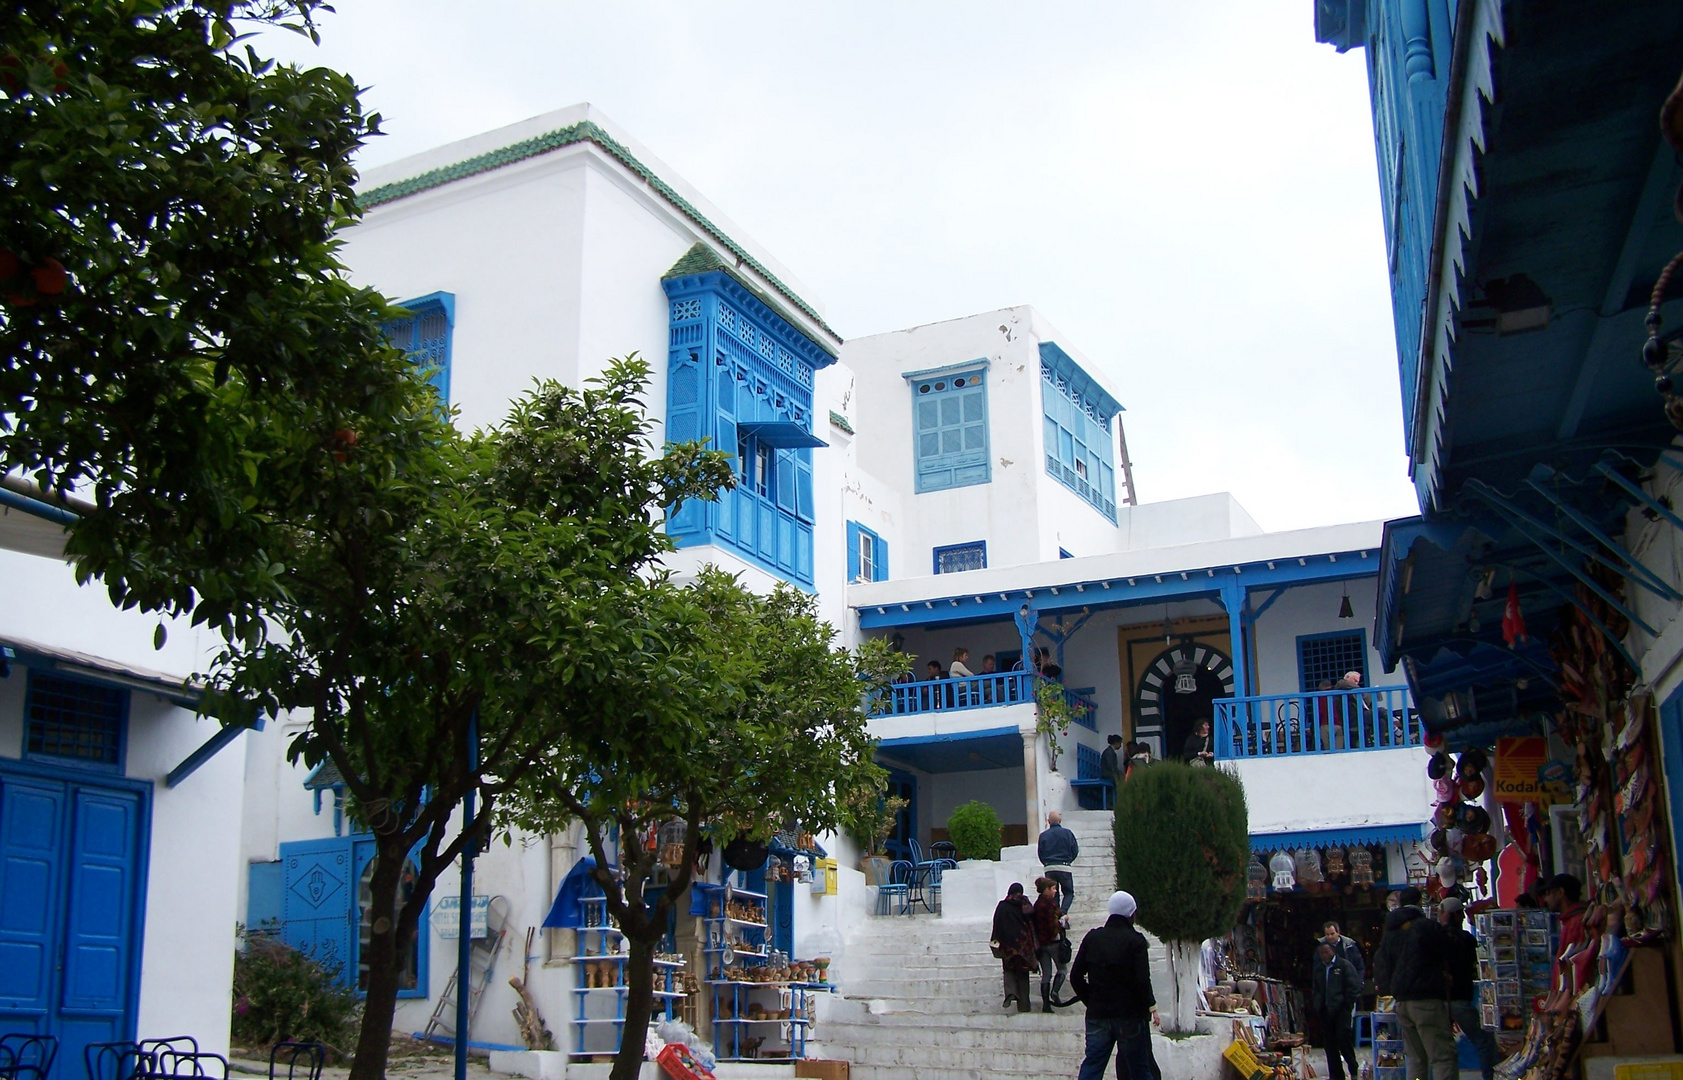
left=1071, top=891, right=1160, bottom=1080
left=1373, top=886, right=1455, bottom=1080
left=1440, top=898, right=1497, bottom=1080
left=1312, top=942, right=1362, bottom=1080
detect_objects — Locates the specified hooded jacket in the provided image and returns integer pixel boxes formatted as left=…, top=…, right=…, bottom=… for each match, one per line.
left=1070, top=913, right=1155, bottom=1020
left=1373, top=905, right=1447, bottom=1002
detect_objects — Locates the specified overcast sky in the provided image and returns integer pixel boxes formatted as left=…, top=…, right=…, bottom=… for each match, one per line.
left=255, top=2, right=1421, bottom=533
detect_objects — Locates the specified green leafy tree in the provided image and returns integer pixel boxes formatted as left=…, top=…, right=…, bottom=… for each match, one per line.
left=1, top=0, right=412, bottom=637
left=1113, top=761, right=1249, bottom=1032
left=946, top=799, right=1003, bottom=861
left=209, top=360, right=732, bottom=1080
left=503, top=571, right=901, bottom=1080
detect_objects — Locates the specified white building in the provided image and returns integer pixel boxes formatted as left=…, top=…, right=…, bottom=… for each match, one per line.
left=217, top=104, right=1433, bottom=1068
left=0, top=495, right=251, bottom=1065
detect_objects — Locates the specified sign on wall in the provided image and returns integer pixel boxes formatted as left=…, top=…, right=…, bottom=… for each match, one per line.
left=1493, top=736, right=1569, bottom=805
left=433, top=894, right=489, bottom=939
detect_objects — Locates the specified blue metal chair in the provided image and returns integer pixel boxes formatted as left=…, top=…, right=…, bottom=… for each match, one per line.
left=147, top=1051, right=226, bottom=1080
left=268, top=1043, right=325, bottom=1080
left=876, top=860, right=913, bottom=915
left=0, top=1035, right=57, bottom=1080
left=84, top=1042, right=149, bottom=1080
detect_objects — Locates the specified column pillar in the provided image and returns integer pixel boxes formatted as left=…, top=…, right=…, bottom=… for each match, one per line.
left=1021, top=729, right=1041, bottom=841
left=1219, top=578, right=1251, bottom=697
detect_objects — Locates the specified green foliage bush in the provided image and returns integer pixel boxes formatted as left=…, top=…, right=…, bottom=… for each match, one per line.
left=1113, top=762, right=1249, bottom=943
left=232, top=928, right=361, bottom=1056
left=947, top=800, right=1003, bottom=861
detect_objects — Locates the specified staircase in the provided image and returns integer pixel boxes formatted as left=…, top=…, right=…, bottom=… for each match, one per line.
left=810, top=811, right=1183, bottom=1079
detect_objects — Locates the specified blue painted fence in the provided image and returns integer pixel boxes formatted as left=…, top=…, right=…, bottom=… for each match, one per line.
left=1214, top=686, right=1419, bottom=758
left=873, top=673, right=1097, bottom=728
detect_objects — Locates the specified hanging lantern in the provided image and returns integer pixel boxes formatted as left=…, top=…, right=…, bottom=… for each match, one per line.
left=1324, top=847, right=1348, bottom=877
left=659, top=819, right=689, bottom=868
left=1268, top=850, right=1296, bottom=891
left=1295, top=848, right=1324, bottom=886
left=1246, top=855, right=1268, bottom=900
left=1338, top=584, right=1354, bottom=620
left=1349, top=848, right=1375, bottom=887
left=1173, top=648, right=1199, bottom=694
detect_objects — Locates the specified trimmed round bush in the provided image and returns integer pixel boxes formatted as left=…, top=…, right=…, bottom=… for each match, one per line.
left=947, top=800, right=1004, bottom=861
left=1113, top=761, right=1249, bottom=942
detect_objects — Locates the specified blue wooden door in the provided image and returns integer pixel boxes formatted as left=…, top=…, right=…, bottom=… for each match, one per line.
left=0, top=768, right=147, bottom=1069
left=280, top=838, right=354, bottom=982
left=0, top=776, right=65, bottom=1035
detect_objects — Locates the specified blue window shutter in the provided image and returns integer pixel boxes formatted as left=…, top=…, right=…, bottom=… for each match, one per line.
left=795, top=449, right=814, bottom=522
left=846, top=522, right=861, bottom=582
left=874, top=536, right=889, bottom=581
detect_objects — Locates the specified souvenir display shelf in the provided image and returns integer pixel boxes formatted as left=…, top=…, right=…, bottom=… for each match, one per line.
left=1370, top=1011, right=1406, bottom=1080
left=1473, top=909, right=1556, bottom=1033
left=700, top=881, right=833, bottom=1062
left=568, top=895, right=686, bottom=1059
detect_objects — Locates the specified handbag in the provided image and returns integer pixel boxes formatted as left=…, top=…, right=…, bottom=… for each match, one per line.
left=990, top=939, right=1006, bottom=959
left=1056, top=932, right=1072, bottom=965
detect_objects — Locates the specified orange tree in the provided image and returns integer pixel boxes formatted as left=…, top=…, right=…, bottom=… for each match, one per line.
left=503, top=570, right=902, bottom=1080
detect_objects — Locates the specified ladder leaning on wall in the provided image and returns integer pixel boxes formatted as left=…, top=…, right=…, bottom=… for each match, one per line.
left=422, top=894, right=513, bottom=1043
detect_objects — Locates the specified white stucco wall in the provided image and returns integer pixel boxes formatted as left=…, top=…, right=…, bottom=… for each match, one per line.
left=1230, top=747, right=1433, bottom=835
left=0, top=549, right=246, bottom=1055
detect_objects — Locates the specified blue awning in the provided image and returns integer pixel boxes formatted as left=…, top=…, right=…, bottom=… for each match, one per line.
left=736, top=421, right=827, bottom=449
left=874, top=725, right=1024, bottom=773
left=1251, top=822, right=1427, bottom=853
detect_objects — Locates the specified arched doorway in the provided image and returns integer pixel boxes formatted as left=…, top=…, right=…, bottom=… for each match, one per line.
left=1134, top=640, right=1236, bottom=761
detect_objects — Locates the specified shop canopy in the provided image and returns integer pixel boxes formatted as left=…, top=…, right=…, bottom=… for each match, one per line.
left=1250, top=822, right=1427, bottom=853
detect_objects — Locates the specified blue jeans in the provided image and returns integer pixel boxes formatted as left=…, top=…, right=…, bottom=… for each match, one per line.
left=1078, top=1016, right=1158, bottom=1080
left=1450, top=1000, right=1497, bottom=1080
left=1047, top=869, right=1074, bottom=914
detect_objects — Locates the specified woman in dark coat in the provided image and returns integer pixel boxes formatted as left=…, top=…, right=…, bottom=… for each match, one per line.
left=992, top=882, right=1038, bottom=1012
left=1031, top=877, right=1069, bottom=1011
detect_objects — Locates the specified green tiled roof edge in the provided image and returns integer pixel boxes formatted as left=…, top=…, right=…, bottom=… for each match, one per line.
left=359, top=121, right=839, bottom=342
left=662, top=243, right=837, bottom=359
left=828, top=410, right=854, bottom=434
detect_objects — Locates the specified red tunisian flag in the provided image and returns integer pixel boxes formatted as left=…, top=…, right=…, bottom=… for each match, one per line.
left=1502, top=582, right=1528, bottom=647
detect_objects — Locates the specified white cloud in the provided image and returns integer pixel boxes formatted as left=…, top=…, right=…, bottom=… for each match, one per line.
left=254, top=0, right=1422, bottom=531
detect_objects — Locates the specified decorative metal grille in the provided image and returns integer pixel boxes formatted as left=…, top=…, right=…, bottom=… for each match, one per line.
left=934, top=541, right=986, bottom=574
left=26, top=672, right=123, bottom=765
left=1297, top=631, right=1368, bottom=691
left=671, top=299, right=701, bottom=321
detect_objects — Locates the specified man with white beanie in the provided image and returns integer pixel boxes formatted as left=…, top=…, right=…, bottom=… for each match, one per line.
left=1070, top=891, right=1160, bottom=1080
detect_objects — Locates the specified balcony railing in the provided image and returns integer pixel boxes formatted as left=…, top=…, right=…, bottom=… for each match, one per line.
left=1214, top=686, right=1420, bottom=758
left=872, top=673, right=1097, bottom=727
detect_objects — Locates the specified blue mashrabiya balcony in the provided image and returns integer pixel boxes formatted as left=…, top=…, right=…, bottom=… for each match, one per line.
left=1214, top=684, right=1421, bottom=758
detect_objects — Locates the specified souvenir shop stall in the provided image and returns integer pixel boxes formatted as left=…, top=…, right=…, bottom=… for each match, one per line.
left=1480, top=592, right=1680, bottom=1080
left=1402, top=585, right=1681, bottom=1080
left=1214, top=839, right=1405, bottom=1047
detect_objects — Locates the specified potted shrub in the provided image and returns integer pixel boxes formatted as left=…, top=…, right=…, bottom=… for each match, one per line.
left=946, top=800, right=1003, bottom=861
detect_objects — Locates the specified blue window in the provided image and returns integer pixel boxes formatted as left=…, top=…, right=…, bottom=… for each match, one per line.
left=1040, top=342, right=1121, bottom=522
left=24, top=672, right=126, bottom=770
left=1297, top=630, right=1368, bottom=691
left=847, top=522, right=889, bottom=583
left=384, top=292, right=455, bottom=403
left=662, top=246, right=834, bottom=588
left=907, top=365, right=990, bottom=493
left=934, top=541, right=986, bottom=575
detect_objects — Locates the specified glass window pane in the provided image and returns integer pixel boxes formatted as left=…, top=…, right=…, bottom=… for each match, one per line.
left=964, top=425, right=984, bottom=450
left=962, top=390, right=984, bottom=422
left=940, top=397, right=961, bottom=425
left=918, top=400, right=940, bottom=429
left=1060, top=430, right=1074, bottom=463
left=920, top=432, right=940, bottom=458
left=941, top=429, right=961, bottom=454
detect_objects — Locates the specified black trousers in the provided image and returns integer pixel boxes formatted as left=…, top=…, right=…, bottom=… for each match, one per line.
left=1321, top=1006, right=1357, bottom=1080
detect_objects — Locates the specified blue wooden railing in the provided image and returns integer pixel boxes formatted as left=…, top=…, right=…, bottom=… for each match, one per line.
left=1213, top=686, right=1420, bottom=758
left=872, top=673, right=1098, bottom=723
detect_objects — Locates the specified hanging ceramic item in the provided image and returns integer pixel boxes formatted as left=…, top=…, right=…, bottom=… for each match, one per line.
left=1269, top=850, right=1296, bottom=891
left=1295, top=847, right=1324, bottom=886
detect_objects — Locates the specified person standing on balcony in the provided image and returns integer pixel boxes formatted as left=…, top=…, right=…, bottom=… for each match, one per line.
left=991, top=882, right=1038, bottom=1013
left=1182, top=719, right=1215, bottom=766
left=1037, top=810, right=1079, bottom=914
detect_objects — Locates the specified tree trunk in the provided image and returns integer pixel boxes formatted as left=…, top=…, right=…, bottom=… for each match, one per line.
left=1161, top=938, right=1204, bottom=1034
left=348, top=840, right=410, bottom=1080
left=609, top=932, right=660, bottom=1080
